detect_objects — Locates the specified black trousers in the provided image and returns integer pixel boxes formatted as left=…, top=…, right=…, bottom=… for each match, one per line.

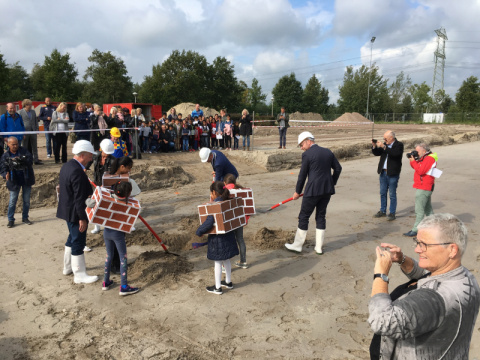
left=53, top=133, right=68, bottom=163
left=298, top=195, right=331, bottom=230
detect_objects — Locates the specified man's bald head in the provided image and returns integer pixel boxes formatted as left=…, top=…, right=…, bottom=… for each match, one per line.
left=383, top=131, right=395, bottom=145
left=7, top=136, right=19, bottom=153
left=6, top=103, right=15, bottom=115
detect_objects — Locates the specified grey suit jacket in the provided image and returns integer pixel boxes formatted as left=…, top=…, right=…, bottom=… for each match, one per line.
left=18, top=109, right=38, bottom=131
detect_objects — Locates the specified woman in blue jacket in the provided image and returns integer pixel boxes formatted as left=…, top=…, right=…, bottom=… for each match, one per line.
left=196, top=181, right=239, bottom=295
left=73, top=103, right=90, bottom=141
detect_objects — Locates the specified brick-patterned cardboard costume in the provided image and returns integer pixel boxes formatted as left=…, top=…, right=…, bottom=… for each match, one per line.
left=102, top=173, right=130, bottom=187
left=228, top=188, right=256, bottom=215
left=86, top=186, right=141, bottom=234
left=198, top=198, right=246, bottom=234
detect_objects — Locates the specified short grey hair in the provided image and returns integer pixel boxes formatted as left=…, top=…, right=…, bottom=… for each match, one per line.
left=415, top=142, right=430, bottom=152
left=417, top=213, right=467, bottom=256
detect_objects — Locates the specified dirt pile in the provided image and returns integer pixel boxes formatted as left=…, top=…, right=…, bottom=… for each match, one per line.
left=131, top=164, right=192, bottom=191
left=169, top=102, right=220, bottom=118
left=129, top=251, right=192, bottom=287
left=252, top=227, right=295, bottom=250
left=333, top=112, right=371, bottom=123
left=289, top=112, right=324, bottom=121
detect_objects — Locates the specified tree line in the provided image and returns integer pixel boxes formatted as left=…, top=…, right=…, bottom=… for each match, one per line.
left=0, top=49, right=478, bottom=116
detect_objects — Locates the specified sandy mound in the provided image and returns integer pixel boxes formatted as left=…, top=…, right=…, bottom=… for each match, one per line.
left=131, top=164, right=192, bottom=191
left=333, top=112, right=371, bottom=123
left=129, top=251, right=192, bottom=287
left=252, top=227, right=295, bottom=250
left=169, top=102, right=220, bottom=118
left=289, top=112, right=324, bottom=121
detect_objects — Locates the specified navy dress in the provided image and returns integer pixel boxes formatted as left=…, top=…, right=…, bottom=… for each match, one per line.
left=196, top=197, right=239, bottom=261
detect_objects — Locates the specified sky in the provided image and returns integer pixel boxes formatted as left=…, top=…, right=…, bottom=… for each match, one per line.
left=1, top=0, right=479, bottom=106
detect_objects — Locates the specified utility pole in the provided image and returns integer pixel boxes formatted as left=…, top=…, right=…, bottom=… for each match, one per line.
left=366, top=36, right=376, bottom=120
left=431, top=27, right=447, bottom=98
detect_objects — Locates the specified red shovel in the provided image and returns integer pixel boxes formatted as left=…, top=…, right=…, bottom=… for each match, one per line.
left=266, top=194, right=303, bottom=212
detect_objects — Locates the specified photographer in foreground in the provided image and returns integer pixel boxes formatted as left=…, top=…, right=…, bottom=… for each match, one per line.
left=403, top=142, right=438, bottom=237
left=0, top=137, right=35, bottom=228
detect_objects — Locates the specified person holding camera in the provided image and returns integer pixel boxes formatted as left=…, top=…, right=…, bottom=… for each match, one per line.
left=0, top=137, right=35, bottom=228
left=403, top=142, right=438, bottom=237
left=372, top=131, right=404, bottom=221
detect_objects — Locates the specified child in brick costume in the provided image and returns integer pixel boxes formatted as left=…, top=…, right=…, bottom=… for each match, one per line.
left=223, top=173, right=249, bottom=269
left=101, top=181, right=139, bottom=296
left=196, top=181, right=239, bottom=295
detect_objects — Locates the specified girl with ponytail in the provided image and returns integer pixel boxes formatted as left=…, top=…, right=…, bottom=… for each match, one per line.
left=196, top=181, right=239, bottom=295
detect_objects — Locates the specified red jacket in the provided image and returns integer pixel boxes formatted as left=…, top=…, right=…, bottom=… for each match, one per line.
left=410, top=153, right=436, bottom=191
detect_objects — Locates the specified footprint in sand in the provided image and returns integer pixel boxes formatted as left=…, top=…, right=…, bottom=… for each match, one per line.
left=354, top=279, right=365, bottom=292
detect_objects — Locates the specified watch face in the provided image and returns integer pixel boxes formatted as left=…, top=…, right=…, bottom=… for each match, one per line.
left=380, top=274, right=389, bottom=283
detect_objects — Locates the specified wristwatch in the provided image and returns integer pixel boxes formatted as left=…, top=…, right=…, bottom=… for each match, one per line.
left=373, top=273, right=389, bottom=283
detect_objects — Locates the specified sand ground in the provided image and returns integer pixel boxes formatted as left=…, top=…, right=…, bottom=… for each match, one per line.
left=1, top=124, right=480, bottom=359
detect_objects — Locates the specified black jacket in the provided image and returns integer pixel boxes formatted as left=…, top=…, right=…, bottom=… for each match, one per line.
left=56, top=159, right=93, bottom=223
left=372, top=139, right=404, bottom=176
left=296, top=144, right=342, bottom=196
left=0, top=146, right=35, bottom=191
left=239, top=114, right=252, bottom=136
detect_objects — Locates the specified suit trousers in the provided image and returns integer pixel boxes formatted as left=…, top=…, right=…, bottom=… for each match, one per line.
left=298, top=195, right=331, bottom=231
left=22, top=134, right=38, bottom=161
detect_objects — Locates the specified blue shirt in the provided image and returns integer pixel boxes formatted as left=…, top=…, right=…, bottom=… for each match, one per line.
left=0, top=112, right=25, bottom=141
left=191, top=109, right=204, bottom=119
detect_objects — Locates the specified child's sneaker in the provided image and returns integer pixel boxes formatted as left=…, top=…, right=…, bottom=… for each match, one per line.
left=119, top=285, right=140, bottom=296
left=102, top=280, right=114, bottom=291
left=220, top=280, right=233, bottom=289
left=206, top=285, right=222, bottom=295
left=235, top=261, right=249, bottom=269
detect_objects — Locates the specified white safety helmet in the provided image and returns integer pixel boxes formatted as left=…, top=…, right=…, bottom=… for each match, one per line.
left=199, top=147, right=211, bottom=162
left=72, top=140, right=95, bottom=155
left=298, top=131, right=315, bottom=146
left=99, top=139, right=115, bottom=155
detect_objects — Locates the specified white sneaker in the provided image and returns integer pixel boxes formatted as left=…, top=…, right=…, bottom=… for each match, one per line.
left=83, top=246, right=92, bottom=252
left=47, top=154, right=51, bottom=158
left=91, top=224, right=101, bottom=234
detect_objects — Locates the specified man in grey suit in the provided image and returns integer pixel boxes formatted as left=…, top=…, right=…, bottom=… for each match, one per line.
left=285, top=132, right=342, bottom=254
left=18, top=99, right=42, bottom=165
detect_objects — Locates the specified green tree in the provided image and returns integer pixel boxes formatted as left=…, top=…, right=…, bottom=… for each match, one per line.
left=389, top=71, right=412, bottom=117
left=247, top=78, right=267, bottom=113
left=455, top=76, right=480, bottom=112
left=82, top=49, right=133, bottom=104
left=338, top=64, right=389, bottom=115
left=208, top=56, right=242, bottom=110
left=30, top=49, right=80, bottom=101
left=409, top=82, right=432, bottom=113
left=272, top=73, right=303, bottom=113
left=4, top=62, right=33, bottom=100
left=431, top=89, right=453, bottom=113
left=302, top=74, right=329, bottom=114
left=0, top=53, right=9, bottom=101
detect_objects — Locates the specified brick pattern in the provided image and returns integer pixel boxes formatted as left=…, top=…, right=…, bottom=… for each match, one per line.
left=228, top=188, right=256, bottom=215
left=86, top=186, right=141, bottom=234
left=102, top=173, right=130, bottom=187
left=198, top=198, right=246, bottom=234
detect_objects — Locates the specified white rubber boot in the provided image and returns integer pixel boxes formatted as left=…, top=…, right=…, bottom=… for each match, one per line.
left=315, top=229, right=325, bottom=255
left=71, top=254, right=99, bottom=284
left=91, top=224, right=101, bottom=234
left=63, top=246, right=72, bottom=275
left=285, top=228, right=307, bottom=253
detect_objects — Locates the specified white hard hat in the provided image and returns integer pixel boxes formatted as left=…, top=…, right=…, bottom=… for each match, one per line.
left=99, top=139, right=115, bottom=155
left=298, top=131, right=314, bottom=146
left=72, top=140, right=95, bottom=155
left=199, top=147, right=211, bottom=162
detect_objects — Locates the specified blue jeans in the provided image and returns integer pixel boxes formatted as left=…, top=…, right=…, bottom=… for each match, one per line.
left=379, top=171, right=399, bottom=214
left=103, top=228, right=128, bottom=286
left=65, top=221, right=87, bottom=256
left=242, top=135, right=250, bottom=148
left=143, top=137, right=149, bottom=152
left=182, top=138, right=189, bottom=151
left=8, top=185, right=31, bottom=222
left=279, top=127, right=287, bottom=147
left=45, top=131, right=54, bottom=156
left=234, top=137, right=239, bottom=149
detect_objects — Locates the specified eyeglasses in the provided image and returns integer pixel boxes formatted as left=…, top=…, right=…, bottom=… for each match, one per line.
left=412, top=237, right=452, bottom=251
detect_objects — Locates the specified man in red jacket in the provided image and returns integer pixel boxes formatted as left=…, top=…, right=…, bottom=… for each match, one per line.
left=403, top=142, right=438, bottom=237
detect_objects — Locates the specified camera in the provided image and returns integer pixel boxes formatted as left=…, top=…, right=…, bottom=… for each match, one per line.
left=406, top=150, right=419, bottom=160
left=7, top=155, right=28, bottom=170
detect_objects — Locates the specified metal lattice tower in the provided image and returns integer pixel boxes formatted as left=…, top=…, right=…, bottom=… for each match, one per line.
left=431, top=27, right=448, bottom=98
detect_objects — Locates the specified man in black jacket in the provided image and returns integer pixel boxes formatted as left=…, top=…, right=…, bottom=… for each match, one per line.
left=38, top=97, right=56, bottom=159
left=371, top=130, right=404, bottom=220
left=285, top=132, right=342, bottom=254
left=57, top=140, right=98, bottom=284
left=0, top=137, right=35, bottom=228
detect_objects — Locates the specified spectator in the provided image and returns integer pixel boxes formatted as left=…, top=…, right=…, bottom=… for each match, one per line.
left=0, top=136, right=35, bottom=228
left=168, top=125, right=177, bottom=152
left=38, top=97, right=56, bottom=159
left=18, top=99, right=42, bottom=165
left=239, top=109, right=252, bottom=151
left=217, top=110, right=227, bottom=149
left=277, top=106, right=289, bottom=149
left=182, top=122, right=189, bottom=152
left=168, top=108, right=177, bottom=122
left=175, top=118, right=182, bottom=151
left=89, top=104, right=108, bottom=151
left=191, top=103, right=204, bottom=119
left=151, top=124, right=160, bottom=153
left=210, top=120, right=217, bottom=149
left=201, top=119, right=210, bottom=149
left=73, top=102, right=90, bottom=141
left=142, top=121, right=151, bottom=153
left=232, top=120, right=240, bottom=150
left=224, top=114, right=232, bottom=151
left=50, top=102, right=70, bottom=164
left=110, top=127, right=129, bottom=158
left=0, top=103, right=25, bottom=143
left=107, top=107, right=119, bottom=128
